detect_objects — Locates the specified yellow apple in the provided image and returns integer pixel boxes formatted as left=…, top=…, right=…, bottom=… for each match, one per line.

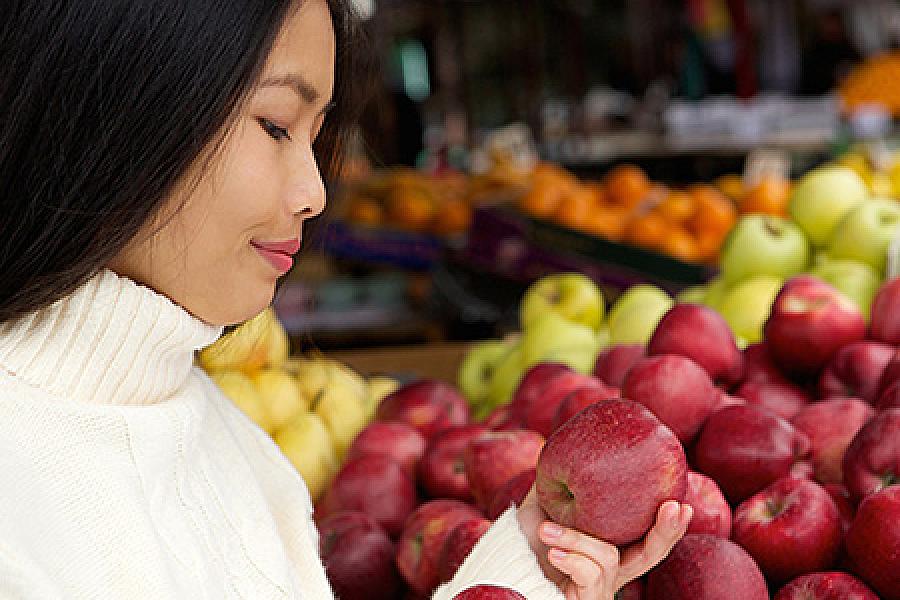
left=520, top=272, right=605, bottom=331
left=251, top=368, right=305, bottom=432
left=292, top=356, right=330, bottom=407
left=199, top=308, right=272, bottom=373
left=264, top=312, right=290, bottom=369
left=313, top=363, right=370, bottom=459
left=274, top=411, right=338, bottom=501
left=211, top=370, right=273, bottom=433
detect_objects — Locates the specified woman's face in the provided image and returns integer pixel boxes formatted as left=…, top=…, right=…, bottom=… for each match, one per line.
left=109, top=0, right=335, bottom=325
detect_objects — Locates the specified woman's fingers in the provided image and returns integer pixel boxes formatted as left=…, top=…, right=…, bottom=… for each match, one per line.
left=547, top=547, right=609, bottom=595
left=539, top=522, right=620, bottom=568
left=616, top=501, right=692, bottom=586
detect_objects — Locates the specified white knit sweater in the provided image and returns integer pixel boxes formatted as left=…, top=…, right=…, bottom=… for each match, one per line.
left=0, top=269, right=564, bottom=600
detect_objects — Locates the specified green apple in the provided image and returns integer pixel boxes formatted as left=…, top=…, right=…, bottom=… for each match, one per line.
left=606, top=284, right=674, bottom=346
left=274, top=411, right=338, bottom=501
left=485, top=341, right=526, bottom=413
left=718, top=275, right=783, bottom=345
left=828, top=198, right=900, bottom=275
left=520, top=272, right=605, bottom=331
left=702, top=276, right=729, bottom=310
left=676, top=285, right=708, bottom=305
left=522, top=312, right=600, bottom=373
left=811, top=257, right=881, bottom=319
left=457, top=339, right=512, bottom=410
left=720, top=215, right=810, bottom=285
left=789, top=165, right=868, bottom=247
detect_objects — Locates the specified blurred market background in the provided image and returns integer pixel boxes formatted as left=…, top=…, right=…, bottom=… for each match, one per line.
left=271, top=0, right=900, bottom=377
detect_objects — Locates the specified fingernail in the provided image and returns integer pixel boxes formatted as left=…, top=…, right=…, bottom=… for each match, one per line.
left=548, top=548, right=567, bottom=563
left=663, top=502, right=680, bottom=523
left=541, top=523, right=563, bottom=540
left=681, top=504, right=694, bottom=524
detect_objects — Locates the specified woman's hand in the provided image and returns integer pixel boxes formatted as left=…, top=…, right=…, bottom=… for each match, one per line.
left=517, top=486, right=692, bottom=599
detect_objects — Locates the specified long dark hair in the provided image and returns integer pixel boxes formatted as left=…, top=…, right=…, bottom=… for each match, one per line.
left=0, top=0, right=369, bottom=323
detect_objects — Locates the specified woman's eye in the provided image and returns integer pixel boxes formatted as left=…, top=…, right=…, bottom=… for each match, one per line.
left=258, top=118, right=291, bottom=141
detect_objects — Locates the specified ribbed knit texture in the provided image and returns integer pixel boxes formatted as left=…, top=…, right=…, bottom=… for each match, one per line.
left=0, top=269, right=564, bottom=599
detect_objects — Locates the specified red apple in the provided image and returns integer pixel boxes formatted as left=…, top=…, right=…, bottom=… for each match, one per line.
left=879, top=380, right=900, bottom=410
left=743, top=342, right=792, bottom=384
left=824, top=483, right=856, bottom=535
left=464, top=429, right=544, bottom=512
left=843, top=408, right=900, bottom=502
left=523, top=371, right=611, bottom=437
left=846, top=484, right=900, bottom=600
left=482, top=404, right=514, bottom=430
left=645, top=534, right=769, bottom=600
left=715, top=390, right=747, bottom=410
left=693, top=404, right=811, bottom=503
left=376, top=379, right=471, bottom=438
left=318, top=454, right=417, bottom=538
left=418, top=424, right=489, bottom=502
left=622, top=354, right=720, bottom=443
left=791, top=397, right=875, bottom=484
left=437, top=517, right=492, bottom=583
left=736, top=379, right=811, bottom=420
left=487, top=468, right=536, bottom=520
left=818, top=341, right=895, bottom=404
left=764, top=275, right=867, bottom=378
left=552, top=384, right=620, bottom=431
left=396, top=499, right=482, bottom=595
left=345, top=422, right=427, bottom=478
left=594, top=343, right=645, bottom=388
left=870, top=276, right=900, bottom=344
left=775, top=571, right=879, bottom=600
left=684, top=471, right=731, bottom=538
left=506, top=363, right=573, bottom=426
left=318, top=510, right=402, bottom=600
left=452, top=586, right=526, bottom=600
left=876, top=348, right=900, bottom=399
left=732, top=476, right=842, bottom=583
left=536, top=398, right=687, bottom=546
left=648, top=303, right=744, bottom=386
left=616, top=579, right=645, bottom=600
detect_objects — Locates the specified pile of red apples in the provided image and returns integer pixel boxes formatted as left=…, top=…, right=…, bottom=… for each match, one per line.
left=314, top=274, right=900, bottom=600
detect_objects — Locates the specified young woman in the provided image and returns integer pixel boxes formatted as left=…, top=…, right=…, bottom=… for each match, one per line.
left=0, top=1, right=692, bottom=598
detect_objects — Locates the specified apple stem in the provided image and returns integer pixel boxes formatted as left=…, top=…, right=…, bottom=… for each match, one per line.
left=882, top=471, right=898, bottom=490
left=765, top=498, right=784, bottom=518
left=561, top=482, right=575, bottom=502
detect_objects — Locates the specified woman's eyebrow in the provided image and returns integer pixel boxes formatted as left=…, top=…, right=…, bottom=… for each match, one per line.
left=260, top=73, right=320, bottom=104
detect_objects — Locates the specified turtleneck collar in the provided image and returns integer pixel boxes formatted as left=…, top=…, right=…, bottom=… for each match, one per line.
left=0, top=269, right=224, bottom=405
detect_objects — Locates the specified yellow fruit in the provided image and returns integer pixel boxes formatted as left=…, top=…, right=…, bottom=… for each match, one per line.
left=251, top=368, right=305, bottom=432
left=211, top=370, right=273, bottom=433
left=292, top=356, right=331, bottom=407
left=199, top=309, right=272, bottom=373
left=274, top=412, right=338, bottom=501
left=264, top=314, right=290, bottom=369
left=313, top=362, right=370, bottom=460
left=366, top=375, right=400, bottom=417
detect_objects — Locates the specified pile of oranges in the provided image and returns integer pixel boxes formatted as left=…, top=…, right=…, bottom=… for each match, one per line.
left=839, top=52, right=900, bottom=116
left=520, top=163, right=739, bottom=265
left=717, top=173, right=793, bottom=218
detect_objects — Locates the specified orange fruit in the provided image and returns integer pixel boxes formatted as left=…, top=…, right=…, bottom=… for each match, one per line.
left=346, top=197, right=383, bottom=226
left=656, top=190, right=697, bottom=224
left=660, top=226, right=700, bottom=263
left=521, top=177, right=566, bottom=219
left=715, top=174, right=745, bottom=201
left=605, top=164, right=651, bottom=209
left=740, top=176, right=791, bottom=216
left=555, top=187, right=596, bottom=231
left=626, top=211, right=668, bottom=250
left=583, top=205, right=630, bottom=241
left=433, top=199, right=473, bottom=236
left=387, top=188, right=435, bottom=232
left=689, top=185, right=737, bottom=238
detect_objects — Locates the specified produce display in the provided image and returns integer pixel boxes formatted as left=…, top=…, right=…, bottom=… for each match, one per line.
left=839, top=51, right=900, bottom=116
left=308, top=265, right=900, bottom=598
left=197, top=308, right=399, bottom=500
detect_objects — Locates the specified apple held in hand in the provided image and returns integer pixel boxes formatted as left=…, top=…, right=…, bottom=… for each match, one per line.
left=645, top=534, right=769, bottom=600
left=464, top=429, right=544, bottom=512
left=345, top=421, right=426, bottom=478
left=720, top=214, right=810, bottom=285
left=871, top=276, right=900, bottom=343
left=775, top=572, right=880, bottom=600
left=843, top=408, right=900, bottom=502
left=647, top=303, right=744, bottom=386
left=828, top=197, right=900, bottom=274
left=693, top=404, right=810, bottom=504
left=845, top=485, right=900, bottom=600
left=418, top=424, right=488, bottom=502
left=520, top=272, right=605, bottom=331
left=317, top=454, right=418, bottom=538
left=791, top=397, right=874, bottom=485
left=764, top=275, right=867, bottom=378
left=536, top=398, right=687, bottom=546
left=788, top=165, right=868, bottom=248
left=396, top=499, right=483, bottom=596
left=318, top=511, right=402, bottom=600
left=622, top=354, right=720, bottom=443
left=684, top=471, right=731, bottom=538
left=593, top=343, right=644, bottom=388
left=732, top=476, right=842, bottom=584
left=819, top=341, right=895, bottom=404
left=376, top=379, right=470, bottom=439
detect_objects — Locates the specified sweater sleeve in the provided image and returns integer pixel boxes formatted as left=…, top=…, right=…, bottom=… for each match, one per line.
left=431, top=506, right=567, bottom=600
left=0, top=543, right=65, bottom=600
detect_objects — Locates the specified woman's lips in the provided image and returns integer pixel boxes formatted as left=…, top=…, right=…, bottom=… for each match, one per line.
left=251, top=239, right=299, bottom=274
